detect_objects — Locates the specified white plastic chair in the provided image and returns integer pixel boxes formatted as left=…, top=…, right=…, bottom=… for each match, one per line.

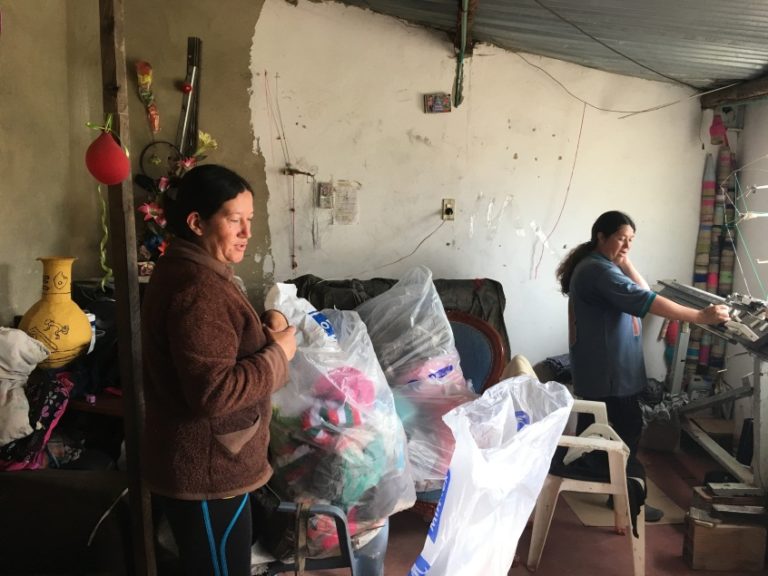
left=526, top=399, right=645, bottom=576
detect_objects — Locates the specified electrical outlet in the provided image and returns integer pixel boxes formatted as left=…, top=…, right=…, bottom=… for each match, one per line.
left=442, top=198, right=455, bottom=221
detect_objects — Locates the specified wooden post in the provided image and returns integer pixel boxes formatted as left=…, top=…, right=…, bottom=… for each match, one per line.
left=98, top=0, right=156, bottom=573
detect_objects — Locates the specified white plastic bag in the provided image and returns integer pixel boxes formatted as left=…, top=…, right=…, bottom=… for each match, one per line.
left=410, top=375, right=573, bottom=576
left=356, top=266, right=477, bottom=491
left=264, top=283, right=415, bottom=555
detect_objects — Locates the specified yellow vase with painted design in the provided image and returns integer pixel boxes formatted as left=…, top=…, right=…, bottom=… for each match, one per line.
left=19, top=257, right=91, bottom=369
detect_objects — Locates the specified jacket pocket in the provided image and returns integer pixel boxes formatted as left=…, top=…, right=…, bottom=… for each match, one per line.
left=212, top=414, right=260, bottom=455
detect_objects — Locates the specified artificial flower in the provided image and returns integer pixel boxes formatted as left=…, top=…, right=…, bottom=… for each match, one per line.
left=194, top=131, right=218, bottom=157
left=134, top=126, right=218, bottom=264
left=178, top=156, right=198, bottom=172
left=138, top=202, right=166, bottom=228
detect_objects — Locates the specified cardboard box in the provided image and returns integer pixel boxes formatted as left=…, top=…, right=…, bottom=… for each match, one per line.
left=683, top=517, right=766, bottom=571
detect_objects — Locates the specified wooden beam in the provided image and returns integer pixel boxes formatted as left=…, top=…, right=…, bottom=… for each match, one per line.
left=98, top=0, right=156, bottom=574
left=682, top=417, right=753, bottom=485
left=679, top=384, right=753, bottom=414
left=701, top=75, right=768, bottom=109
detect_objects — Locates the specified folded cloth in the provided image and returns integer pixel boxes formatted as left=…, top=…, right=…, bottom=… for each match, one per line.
left=0, top=380, right=33, bottom=446
left=0, top=327, right=50, bottom=381
left=0, top=328, right=50, bottom=446
left=550, top=447, right=646, bottom=537
left=542, top=353, right=572, bottom=383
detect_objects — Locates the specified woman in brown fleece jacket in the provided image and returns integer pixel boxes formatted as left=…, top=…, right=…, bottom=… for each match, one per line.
left=141, top=164, right=296, bottom=576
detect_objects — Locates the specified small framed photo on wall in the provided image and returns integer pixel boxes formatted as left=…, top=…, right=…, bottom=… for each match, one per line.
left=423, top=93, right=452, bottom=113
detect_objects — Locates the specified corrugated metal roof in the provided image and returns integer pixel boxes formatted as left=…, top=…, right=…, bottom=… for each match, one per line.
left=338, top=0, right=768, bottom=89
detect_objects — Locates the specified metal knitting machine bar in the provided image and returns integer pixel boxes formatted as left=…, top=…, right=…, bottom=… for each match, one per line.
left=657, top=279, right=768, bottom=356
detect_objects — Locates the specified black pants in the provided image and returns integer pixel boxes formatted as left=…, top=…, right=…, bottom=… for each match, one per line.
left=157, top=493, right=252, bottom=576
left=576, top=393, right=643, bottom=462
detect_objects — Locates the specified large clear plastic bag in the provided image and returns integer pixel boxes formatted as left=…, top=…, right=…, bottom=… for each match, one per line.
left=356, top=266, right=477, bottom=492
left=264, top=284, right=415, bottom=555
left=410, top=376, right=573, bottom=576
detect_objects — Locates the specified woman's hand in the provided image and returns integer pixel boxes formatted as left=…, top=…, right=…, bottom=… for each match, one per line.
left=262, top=309, right=296, bottom=360
left=696, top=303, right=731, bottom=325
left=613, top=252, right=629, bottom=269
left=262, top=309, right=289, bottom=331
left=614, top=255, right=650, bottom=290
left=268, top=325, right=297, bottom=361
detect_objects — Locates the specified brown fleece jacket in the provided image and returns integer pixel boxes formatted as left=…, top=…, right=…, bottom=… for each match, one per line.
left=141, top=238, right=288, bottom=500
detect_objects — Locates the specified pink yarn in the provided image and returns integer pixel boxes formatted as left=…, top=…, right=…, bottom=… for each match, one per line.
left=314, top=366, right=376, bottom=407
left=308, top=507, right=359, bottom=551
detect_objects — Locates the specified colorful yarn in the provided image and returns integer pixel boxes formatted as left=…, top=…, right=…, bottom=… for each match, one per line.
left=314, top=366, right=376, bottom=407
left=301, top=400, right=363, bottom=446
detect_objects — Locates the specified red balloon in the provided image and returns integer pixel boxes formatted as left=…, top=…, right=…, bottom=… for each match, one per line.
left=85, top=131, right=130, bottom=185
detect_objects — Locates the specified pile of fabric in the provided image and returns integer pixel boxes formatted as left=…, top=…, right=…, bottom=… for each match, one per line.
left=0, top=327, right=68, bottom=471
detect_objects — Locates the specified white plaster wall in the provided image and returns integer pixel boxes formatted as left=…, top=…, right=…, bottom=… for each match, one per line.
left=250, top=0, right=709, bottom=366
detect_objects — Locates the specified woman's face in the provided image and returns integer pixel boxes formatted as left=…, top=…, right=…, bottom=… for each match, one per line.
left=194, top=190, right=254, bottom=264
left=597, top=224, right=634, bottom=262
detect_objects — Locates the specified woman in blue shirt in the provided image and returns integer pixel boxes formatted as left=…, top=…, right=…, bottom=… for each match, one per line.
left=556, top=210, right=729, bottom=521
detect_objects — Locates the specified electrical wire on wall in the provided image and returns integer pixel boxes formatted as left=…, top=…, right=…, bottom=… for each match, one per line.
left=283, top=165, right=317, bottom=271
left=353, top=220, right=447, bottom=278
left=514, top=52, right=739, bottom=119
left=532, top=102, right=586, bottom=280
left=532, top=0, right=698, bottom=90
left=264, top=70, right=292, bottom=166
left=264, top=70, right=314, bottom=274
left=513, top=49, right=740, bottom=281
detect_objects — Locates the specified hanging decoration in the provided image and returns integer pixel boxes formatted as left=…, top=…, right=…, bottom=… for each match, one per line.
left=136, top=60, right=160, bottom=134
left=133, top=132, right=218, bottom=266
left=84, top=113, right=131, bottom=289
left=132, top=38, right=215, bottom=270
left=709, top=113, right=728, bottom=146
left=85, top=114, right=130, bottom=185
left=95, top=184, right=113, bottom=291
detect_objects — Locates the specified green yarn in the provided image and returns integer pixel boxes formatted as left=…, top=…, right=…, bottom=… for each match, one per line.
left=97, top=185, right=113, bottom=291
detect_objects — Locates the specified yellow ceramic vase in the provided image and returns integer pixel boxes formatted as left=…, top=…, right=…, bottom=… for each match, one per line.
left=19, top=257, right=91, bottom=369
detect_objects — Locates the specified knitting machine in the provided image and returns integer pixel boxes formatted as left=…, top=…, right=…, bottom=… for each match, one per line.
left=657, top=280, right=768, bottom=356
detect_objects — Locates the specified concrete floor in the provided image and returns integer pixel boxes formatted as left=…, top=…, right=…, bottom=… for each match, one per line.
left=299, top=445, right=768, bottom=576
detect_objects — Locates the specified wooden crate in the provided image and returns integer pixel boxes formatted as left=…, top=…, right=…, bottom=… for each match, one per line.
left=684, top=518, right=766, bottom=571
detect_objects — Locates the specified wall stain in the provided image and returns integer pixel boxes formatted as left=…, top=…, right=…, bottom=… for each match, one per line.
left=406, top=129, right=432, bottom=146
